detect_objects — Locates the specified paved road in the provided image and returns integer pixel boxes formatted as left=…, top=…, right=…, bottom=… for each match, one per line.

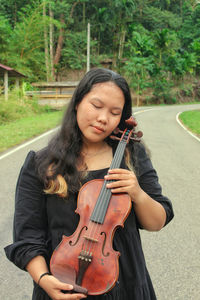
left=0, top=104, right=199, bottom=299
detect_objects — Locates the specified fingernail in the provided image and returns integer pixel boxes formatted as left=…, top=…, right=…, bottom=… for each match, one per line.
left=68, top=284, right=74, bottom=289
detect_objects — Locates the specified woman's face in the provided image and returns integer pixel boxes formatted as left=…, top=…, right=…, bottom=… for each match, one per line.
left=76, top=82, right=125, bottom=146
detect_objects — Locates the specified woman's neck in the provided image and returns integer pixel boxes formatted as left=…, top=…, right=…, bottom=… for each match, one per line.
left=81, top=141, right=109, bottom=156
left=79, top=143, right=113, bottom=171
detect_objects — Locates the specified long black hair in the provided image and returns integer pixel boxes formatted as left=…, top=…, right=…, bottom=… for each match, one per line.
left=36, top=68, right=133, bottom=196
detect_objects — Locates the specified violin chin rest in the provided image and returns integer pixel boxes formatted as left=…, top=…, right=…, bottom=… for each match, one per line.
left=62, top=285, right=88, bottom=295
left=52, top=264, right=88, bottom=295
left=71, top=284, right=88, bottom=295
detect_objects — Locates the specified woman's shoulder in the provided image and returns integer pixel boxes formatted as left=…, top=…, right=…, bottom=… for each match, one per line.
left=22, top=150, right=36, bottom=169
left=22, top=147, right=49, bottom=168
left=19, top=149, right=47, bottom=186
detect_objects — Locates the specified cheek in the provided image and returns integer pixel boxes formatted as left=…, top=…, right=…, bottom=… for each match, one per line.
left=112, top=115, right=122, bottom=129
left=76, top=105, right=92, bottom=129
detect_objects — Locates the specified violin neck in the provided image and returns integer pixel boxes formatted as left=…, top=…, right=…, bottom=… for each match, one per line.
left=90, top=140, right=127, bottom=224
left=109, top=139, right=127, bottom=170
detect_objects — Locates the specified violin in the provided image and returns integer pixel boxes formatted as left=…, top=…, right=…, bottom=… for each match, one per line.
left=50, top=116, right=143, bottom=295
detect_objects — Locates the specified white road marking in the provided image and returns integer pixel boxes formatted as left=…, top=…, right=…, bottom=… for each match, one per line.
left=0, top=127, right=59, bottom=161
left=176, top=112, right=200, bottom=142
left=134, top=108, right=156, bottom=115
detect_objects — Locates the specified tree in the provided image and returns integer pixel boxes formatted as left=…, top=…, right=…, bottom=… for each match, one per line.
left=1, top=2, right=50, bottom=81
left=124, top=56, right=153, bottom=106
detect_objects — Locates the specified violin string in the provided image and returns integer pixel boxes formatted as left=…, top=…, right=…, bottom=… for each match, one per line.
left=82, top=141, right=125, bottom=255
left=81, top=136, right=128, bottom=256
left=90, top=141, right=123, bottom=224
left=91, top=140, right=125, bottom=229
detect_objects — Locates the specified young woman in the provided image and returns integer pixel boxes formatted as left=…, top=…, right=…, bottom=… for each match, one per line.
left=5, top=68, right=174, bottom=300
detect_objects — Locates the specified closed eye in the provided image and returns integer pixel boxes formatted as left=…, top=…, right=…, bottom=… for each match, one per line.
left=111, top=112, right=121, bottom=116
left=111, top=110, right=122, bottom=116
left=92, top=103, right=102, bottom=109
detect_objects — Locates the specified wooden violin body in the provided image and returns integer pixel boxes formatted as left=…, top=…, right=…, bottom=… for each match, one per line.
left=50, top=116, right=143, bottom=295
left=50, top=179, right=131, bottom=295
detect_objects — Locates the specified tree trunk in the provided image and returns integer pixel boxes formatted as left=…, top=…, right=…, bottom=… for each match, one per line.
left=43, top=1, right=50, bottom=81
left=137, top=78, right=140, bottom=107
left=83, top=2, right=86, bottom=25
left=49, top=3, right=54, bottom=80
left=53, top=2, right=79, bottom=71
left=118, top=30, right=126, bottom=60
left=54, top=13, right=65, bottom=67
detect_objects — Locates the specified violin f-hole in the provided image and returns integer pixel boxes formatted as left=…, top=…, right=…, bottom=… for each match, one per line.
left=69, top=226, right=87, bottom=246
left=101, top=232, right=110, bottom=257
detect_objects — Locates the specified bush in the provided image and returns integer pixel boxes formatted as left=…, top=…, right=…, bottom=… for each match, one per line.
left=0, top=89, right=52, bottom=125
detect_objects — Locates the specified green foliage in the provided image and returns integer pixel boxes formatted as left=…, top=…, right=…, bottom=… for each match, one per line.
left=1, top=2, right=46, bottom=80
left=136, top=6, right=182, bottom=31
left=0, top=89, right=51, bottom=125
left=0, top=15, right=12, bottom=53
left=61, top=31, right=88, bottom=70
left=151, top=74, right=176, bottom=104
left=0, top=0, right=200, bottom=105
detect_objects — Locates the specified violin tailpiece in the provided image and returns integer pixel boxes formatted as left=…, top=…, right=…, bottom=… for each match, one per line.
left=76, top=250, right=93, bottom=287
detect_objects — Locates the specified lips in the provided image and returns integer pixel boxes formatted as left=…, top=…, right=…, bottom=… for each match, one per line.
left=92, top=125, right=105, bottom=133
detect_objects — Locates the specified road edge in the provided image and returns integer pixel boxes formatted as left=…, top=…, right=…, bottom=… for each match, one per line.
left=0, top=127, right=59, bottom=161
left=176, top=112, right=200, bottom=142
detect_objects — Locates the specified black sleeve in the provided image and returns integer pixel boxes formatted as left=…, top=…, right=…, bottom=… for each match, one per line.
left=134, top=143, right=174, bottom=226
left=4, top=151, right=49, bottom=270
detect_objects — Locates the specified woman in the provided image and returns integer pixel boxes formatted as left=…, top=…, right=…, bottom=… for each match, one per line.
left=5, top=68, right=174, bottom=300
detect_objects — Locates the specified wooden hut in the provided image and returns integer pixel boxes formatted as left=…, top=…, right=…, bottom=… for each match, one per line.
left=0, top=63, right=26, bottom=100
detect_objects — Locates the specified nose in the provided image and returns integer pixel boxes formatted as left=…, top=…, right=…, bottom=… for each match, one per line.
left=97, top=109, right=108, bottom=124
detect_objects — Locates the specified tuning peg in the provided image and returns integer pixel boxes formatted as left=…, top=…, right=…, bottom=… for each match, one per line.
left=125, top=116, right=138, bottom=128
left=136, top=131, right=143, bottom=138
left=130, top=138, right=141, bottom=142
left=113, top=128, right=119, bottom=134
left=113, top=128, right=123, bottom=135
left=110, top=135, right=121, bottom=141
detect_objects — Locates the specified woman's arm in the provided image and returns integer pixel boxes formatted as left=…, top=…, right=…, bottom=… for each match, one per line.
left=26, top=256, right=86, bottom=300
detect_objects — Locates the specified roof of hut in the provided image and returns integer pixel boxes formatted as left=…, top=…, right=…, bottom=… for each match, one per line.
left=0, top=63, right=26, bottom=77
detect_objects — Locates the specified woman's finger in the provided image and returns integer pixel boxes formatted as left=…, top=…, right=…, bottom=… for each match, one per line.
left=106, top=180, right=130, bottom=188
left=108, top=168, right=130, bottom=174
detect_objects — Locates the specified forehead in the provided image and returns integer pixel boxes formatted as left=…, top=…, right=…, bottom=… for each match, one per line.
left=91, top=81, right=121, bottom=92
left=85, top=81, right=125, bottom=107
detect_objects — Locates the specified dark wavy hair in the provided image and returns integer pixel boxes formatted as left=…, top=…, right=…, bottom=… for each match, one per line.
left=36, top=68, right=133, bottom=196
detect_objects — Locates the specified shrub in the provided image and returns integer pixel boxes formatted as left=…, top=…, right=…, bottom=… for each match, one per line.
left=0, top=89, right=52, bottom=125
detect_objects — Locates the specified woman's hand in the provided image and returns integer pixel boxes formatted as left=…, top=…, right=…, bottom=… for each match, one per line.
left=39, top=275, right=87, bottom=300
left=105, top=168, right=142, bottom=203
left=105, top=168, right=166, bottom=231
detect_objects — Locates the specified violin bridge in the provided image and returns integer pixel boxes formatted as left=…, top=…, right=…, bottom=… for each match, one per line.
left=83, top=236, right=98, bottom=243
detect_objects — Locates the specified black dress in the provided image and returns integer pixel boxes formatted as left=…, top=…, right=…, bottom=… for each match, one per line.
left=4, top=144, right=174, bottom=300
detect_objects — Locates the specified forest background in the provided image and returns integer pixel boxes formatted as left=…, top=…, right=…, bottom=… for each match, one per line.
left=1, top=0, right=200, bottom=104
left=0, top=0, right=200, bottom=151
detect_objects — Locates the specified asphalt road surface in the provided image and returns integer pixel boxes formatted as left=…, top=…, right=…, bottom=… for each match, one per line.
left=0, top=104, right=200, bottom=300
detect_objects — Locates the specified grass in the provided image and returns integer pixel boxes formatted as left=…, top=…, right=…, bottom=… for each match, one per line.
left=0, top=89, right=65, bottom=153
left=0, top=110, right=64, bottom=152
left=179, top=110, right=200, bottom=136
